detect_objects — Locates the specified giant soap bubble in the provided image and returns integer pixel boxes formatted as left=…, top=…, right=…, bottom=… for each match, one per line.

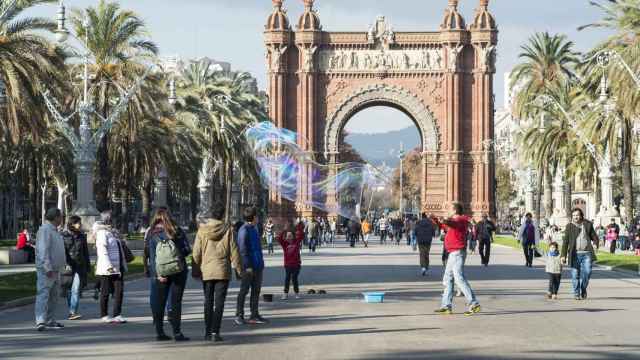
left=244, top=121, right=390, bottom=221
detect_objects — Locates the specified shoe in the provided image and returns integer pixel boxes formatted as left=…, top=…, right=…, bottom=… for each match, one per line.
left=546, top=293, right=552, bottom=300
left=434, top=307, right=452, bottom=315
left=101, top=316, right=113, bottom=323
left=294, top=293, right=301, bottom=299
left=421, top=268, right=427, bottom=276
left=247, top=316, right=268, bottom=324
left=464, top=304, right=481, bottom=316
left=581, top=291, right=588, bottom=299
left=281, top=293, right=288, bottom=300
left=455, top=290, right=463, bottom=297
left=157, top=334, right=172, bottom=341
left=46, top=322, right=64, bottom=329
left=174, top=333, right=190, bottom=342
left=574, top=295, right=582, bottom=300
left=234, top=317, right=245, bottom=325
left=552, top=294, right=558, bottom=300
left=68, top=313, right=82, bottom=320
left=36, top=323, right=46, bottom=332
left=111, top=315, right=127, bottom=324
left=213, top=334, right=224, bottom=342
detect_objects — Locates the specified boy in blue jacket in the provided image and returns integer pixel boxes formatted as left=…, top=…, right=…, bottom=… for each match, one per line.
left=235, top=207, right=267, bottom=325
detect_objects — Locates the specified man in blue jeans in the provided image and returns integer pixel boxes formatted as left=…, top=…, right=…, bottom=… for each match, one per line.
left=561, top=208, right=598, bottom=300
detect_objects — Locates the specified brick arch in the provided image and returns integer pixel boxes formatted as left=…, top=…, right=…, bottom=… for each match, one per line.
left=324, top=84, right=440, bottom=155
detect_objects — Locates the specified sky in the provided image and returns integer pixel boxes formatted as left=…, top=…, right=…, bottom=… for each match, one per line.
left=25, top=0, right=613, bottom=134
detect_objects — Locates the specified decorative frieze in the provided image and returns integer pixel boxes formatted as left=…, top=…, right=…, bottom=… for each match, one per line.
left=317, top=48, right=444, bottom=73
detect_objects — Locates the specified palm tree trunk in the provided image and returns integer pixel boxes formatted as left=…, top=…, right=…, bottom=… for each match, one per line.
left=622, top=145, right=634, bottom=224
left=120, top=188, right=128, bottom=234
left=225, top=160, right=233, bottom=223
left=564, top=175, right=573, bottom=218
left=535, top=163, right=543, bottom=223
left=140, top=185, right=151, bottom=219
left=30, top=155, right=40, bottom=229
left=544, top=164, right=553, bottom=218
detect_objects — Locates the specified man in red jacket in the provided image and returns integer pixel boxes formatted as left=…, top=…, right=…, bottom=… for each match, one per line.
left=434, top=202, right=481, bottom=316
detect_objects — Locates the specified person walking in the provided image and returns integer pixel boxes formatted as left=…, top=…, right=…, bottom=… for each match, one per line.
left=94, top=211, right=127, bottom=324
left=606, top=218, right=620, bottom=254
left=561, top=208, right=598, bottom=300
left=192, top=204, right=244, bottom=342
left=362, top=218, right=371, bottom=248
left=278, top=225, right=303, bottom=300
left=34, top=208, right=66, bottom=331
left=265, top=218, right=275, bottom=255
left=434, top=203, right=481, bottom=316
left=545, top=241, right=562, bottom=300
left=475, top=214, right=496, bottom=266
left=235, top=207, right=268, bottom=325
left=379, top=215, right=388, bottom=244
left=517, top=213, right=540, bottom=267
left=308, top=217, right=319, bottom=252
left=61, top=215, right=90, bottom=320
left=414, top=213, right=435, bottom=276
left=149, top=209, right=191, bottom=341
left=329, top=218, right=336, bottom=246
left=349, top=219, right=361, bottom=248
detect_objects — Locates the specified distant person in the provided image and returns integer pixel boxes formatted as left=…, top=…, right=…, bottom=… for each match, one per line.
left=16, top=228, right=35, bottom=262
left=414, top=213, right=435, bottom=276
left=562, top=208, right=598, bottom=300
left=361, top=218, right=371, bottom=248
left=475, top=214, right=496, bottom=266
left=606, top=218, right=620, bottom=254
left=235, top=207, right=267, bottom=325
left=192, top=203, right=244, bottom=342
left=265, top=218, right=275, bottom=255
left=349, top=219, right=361, bottom=248
left=517, top=213, right=539, bottom=267
left=379, top=216, right=388, bottom=244
left=434, top=203, right=481, bottom=316
left=94, top=211, right=127, bottom=324
left=34, top=208, right=66, bottom=331
left=62, top=215, right=90, bottom=320
left=308, top=217, right=319, bottom=252
left=329, top=218, right=336, bottom=246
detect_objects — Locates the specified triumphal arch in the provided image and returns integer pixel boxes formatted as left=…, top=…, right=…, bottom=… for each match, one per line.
left=264, top=0, right=498, bottom=219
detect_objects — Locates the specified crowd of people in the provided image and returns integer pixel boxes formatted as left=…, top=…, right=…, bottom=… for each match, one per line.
left=30, top=199, right=640, bottom=342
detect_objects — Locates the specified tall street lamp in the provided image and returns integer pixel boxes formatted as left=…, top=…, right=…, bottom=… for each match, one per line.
left=42, top=1, right=153, bottom=229
left=398, top=142, right=405, bottom=216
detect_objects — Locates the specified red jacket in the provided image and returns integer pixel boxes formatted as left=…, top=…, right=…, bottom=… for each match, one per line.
left=278, top=232, right=302, bottom=268
left=444, top=215, right=470, bottom=252
left=16, top=232, right=27, bottom=250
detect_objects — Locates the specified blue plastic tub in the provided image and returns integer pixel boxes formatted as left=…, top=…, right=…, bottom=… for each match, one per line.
left=362, top=292, right=385, bottom=303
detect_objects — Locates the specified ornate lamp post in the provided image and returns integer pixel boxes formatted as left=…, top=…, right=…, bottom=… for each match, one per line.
left=398, top=142, right=405, bottom=216
left=42, top=1, right=152, bottom=229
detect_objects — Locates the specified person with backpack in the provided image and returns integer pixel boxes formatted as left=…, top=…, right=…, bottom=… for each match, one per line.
left=150, top=209, right=191, bottom=341
left=606, top=219, right=620, bottom=254
left=61, top=215, right=90, bottom=320
left=235, top=207, right=267, bottom=325
left=143, top=207, right=172, bottom=334
left=192, top=203, right=244, bottom=342
left=94, top=211, right=127, bottom=324
left=414, top=213, right=435, bottom=276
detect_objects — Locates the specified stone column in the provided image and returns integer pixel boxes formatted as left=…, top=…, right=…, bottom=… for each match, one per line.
left=325, top=152, right=339, bottom=221
left=153, top=167, right=168, bottom=209
left=524, top=168, right=536, bottom=215
left=72, top=144, right=100, bottom=232
left=443, top=44, right=464, bottom=209
left=552, top=165, right=569, bottom=226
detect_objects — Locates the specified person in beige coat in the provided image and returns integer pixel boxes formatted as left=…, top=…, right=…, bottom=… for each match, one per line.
left=192, top=204, right=244, bottom=342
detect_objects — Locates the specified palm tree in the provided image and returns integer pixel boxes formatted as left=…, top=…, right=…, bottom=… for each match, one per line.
left=580, top=0, right=640, bottom=222
left=511, top=32, right=580, bottom=222
left=69, top=0, right=158, bottom=213
left=175, top=59, right=266, bottom=221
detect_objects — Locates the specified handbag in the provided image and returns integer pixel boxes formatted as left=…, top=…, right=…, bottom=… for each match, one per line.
left=121, top=241, right=135, bottom=263
left=191, top=262, right=202, bottom=279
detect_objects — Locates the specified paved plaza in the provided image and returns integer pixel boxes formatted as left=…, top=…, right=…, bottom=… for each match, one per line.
left=1, top=238, right=639, bottom=360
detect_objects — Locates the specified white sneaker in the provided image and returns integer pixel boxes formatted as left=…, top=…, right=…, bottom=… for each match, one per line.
left=281, top=293, right=288, bottom=300
left=456, top=290, right=463, bottom=297
left=101, top=316, right=112, bottom=323
left=111, top=315, right=127, bottom=324
left=294, top=293, right=301, bottom=299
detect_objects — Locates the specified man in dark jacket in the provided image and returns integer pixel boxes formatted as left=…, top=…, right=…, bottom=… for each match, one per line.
left=349, top=220, right=361, bottom=248
left=475, top=214, right=496, bottom=267
left=235, top=207, right=267, bottom=324
left=561, top=208, right=598, bottom=300
left=62, top=215, right=91, bottom=320
left=414, top=213, right=435, bottom=276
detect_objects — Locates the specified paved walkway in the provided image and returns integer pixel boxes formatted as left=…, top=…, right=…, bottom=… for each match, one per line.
left=1, top=237, right=639, bottom=359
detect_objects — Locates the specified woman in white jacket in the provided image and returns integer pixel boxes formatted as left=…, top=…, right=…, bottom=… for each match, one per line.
left=94, top=211, right=127, bottom=324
